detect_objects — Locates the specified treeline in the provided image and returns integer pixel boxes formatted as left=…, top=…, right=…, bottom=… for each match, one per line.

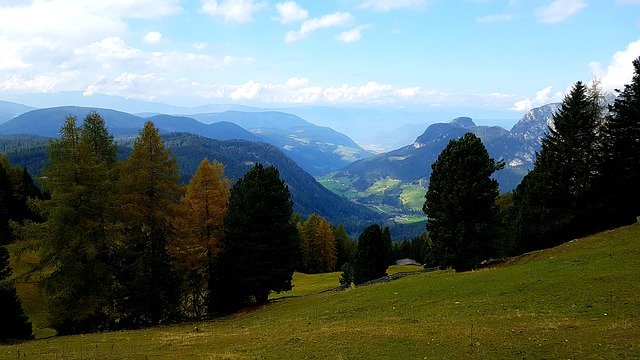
left=424, top=56, right=640, bottom=271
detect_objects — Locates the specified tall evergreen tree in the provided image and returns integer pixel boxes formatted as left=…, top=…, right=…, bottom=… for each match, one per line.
left=0, top=246, right=33, bottom=341
left=353, top=224, right=389, bottom=285
left=601, top=56, right=640, bottom=226
left=115, top=121, right=181, bottom=326
left=512, top=81, right=603, bottom=251
left=424, top=133, right=502, bottom=271
left=212, top=164, right=297, bottom=311
left=18, top=113, right=119, bottom=334
left=172, top=158, right=230, bottom=317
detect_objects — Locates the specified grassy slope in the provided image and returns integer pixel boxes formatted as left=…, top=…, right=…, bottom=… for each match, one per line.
left=3, top=225, right=640, bottom=359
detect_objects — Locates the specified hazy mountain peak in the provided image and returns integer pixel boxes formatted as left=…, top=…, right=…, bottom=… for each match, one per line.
left=450, top=116, right=476, bottom=127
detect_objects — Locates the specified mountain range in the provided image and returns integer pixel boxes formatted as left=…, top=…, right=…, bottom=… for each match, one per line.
left=0, top=106, right=370, bottom=176
left=0, top=98, right=561, bottom=238
left=318, top=104, right=560, bottom=221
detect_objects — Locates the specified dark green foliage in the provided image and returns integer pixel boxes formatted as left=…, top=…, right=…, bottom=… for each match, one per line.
left=353, top=224, right=389, bottom=285
left=511, top=82, right=603, bottom=251
left=339, top=262, right=354, bottom=287
left=212, top=164, right=297, bottom=312
left=600, top=57, right=640, bottom=226
left=424, top=133, right=502, bottom=271
left=391, top=234, right=429, bottom=264
left=0, top=246, right=33, bottom=341
left=19, top=112, right=120, bottom=334
left=0, top=155, right=43, bottom=245
left=0, top=164, right=11, bottom=246
left=115, top=121, right=181, bottom=327
left=333, top=225, right=355, bottom=270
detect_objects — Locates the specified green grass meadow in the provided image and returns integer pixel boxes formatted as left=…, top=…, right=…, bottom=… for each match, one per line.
left=3, top=225, right=640, bottom=359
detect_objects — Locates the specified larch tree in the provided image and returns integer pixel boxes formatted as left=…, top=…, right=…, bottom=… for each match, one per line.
left=424, top=133, right=502, bottom=271
left=17, top=112, right=119, bottom=334
left=115, top=121, right=181, bottom=327
left=212, top=164, right=297, bottom=311
left=173, top=158, right=230, bottom=317
left=297, top=214, right=337, bottom=273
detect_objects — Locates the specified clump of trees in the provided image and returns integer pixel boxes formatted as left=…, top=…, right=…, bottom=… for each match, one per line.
left=424, top=56, right=640, bottom=270
left=10, top=114, right=300, bottom=334
left=353, top=224, right=391, bottom=285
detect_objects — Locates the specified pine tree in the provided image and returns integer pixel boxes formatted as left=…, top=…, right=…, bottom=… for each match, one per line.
left=0, top=246, right=33, bottom=341
left=115, top=121, right=181, bottom=326
left=18, top=113, right=119, bottom=334
left=512, top=82, right=603, bottom=251
left=172, top=159, right=230, bottom=317
left=601, top=56, right=640, bottom=226
left=212, top=164, right=297, bottom=311
left=353, top=224, right=388, bottom=285
left=424, top=133, right=502, bottom=271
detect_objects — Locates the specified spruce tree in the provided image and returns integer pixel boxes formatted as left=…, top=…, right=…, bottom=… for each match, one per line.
left=0, top=246, right=33, bottom=341
left=212, top=164, right=297, bottom=311
left=601, top=56, right=640, bottom=226
left=353, top=224, right=388, bottom=285
left=512, top=81, right=603, bottom=251
left=424, top=133, right=502, bottom=271
left=115, top=121, right=181, bottom=326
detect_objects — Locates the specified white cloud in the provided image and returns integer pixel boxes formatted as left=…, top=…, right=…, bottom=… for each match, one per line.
left=535, top=0, right=587, bottom=24
left=200, top=0, right=268, bottom=23
left=476, top=13, right=515, bottom=23
left=360, top=0, right=426, bottom=12
left=335, top=25, right=372, bottom=43
left=187, top=79, right=450, bottom=106
left=143, top=31, right=163, bottom=44
left=286, top=77, right=310, bottom=88
left=274, top=1, right=308, bottom=24
left=231, top=80, right=262, bottom=100
left=590, top=37, right=640, bottom=91
left=512, top=85, right=564, bottom=111
left=285, top=12, right=354, bottom=42
left=1, top=72, right=80, bottom=92
left=194, top=41, right=208, bottom=50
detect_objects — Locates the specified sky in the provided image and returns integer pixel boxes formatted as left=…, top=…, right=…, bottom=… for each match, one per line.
left=1, top=0, right=640, bottom=118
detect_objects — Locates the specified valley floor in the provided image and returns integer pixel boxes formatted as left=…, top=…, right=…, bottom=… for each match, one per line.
left=3, top=225, right=639, bottom=359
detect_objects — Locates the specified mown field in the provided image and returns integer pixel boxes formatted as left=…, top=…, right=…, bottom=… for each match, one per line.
left=2, top=225, right=639, bottom=359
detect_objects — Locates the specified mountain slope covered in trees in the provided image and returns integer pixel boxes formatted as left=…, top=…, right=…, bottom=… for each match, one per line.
left=0, top=132, right=383, bottom=233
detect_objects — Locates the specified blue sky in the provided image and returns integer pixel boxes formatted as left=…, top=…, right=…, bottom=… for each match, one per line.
left=1, top=0, right=639, bottom=117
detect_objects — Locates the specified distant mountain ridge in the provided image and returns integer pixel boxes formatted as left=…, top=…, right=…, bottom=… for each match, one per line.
left=0, top=106, right=370, bottom=176
left=189, top=111, right=372, bottom=176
